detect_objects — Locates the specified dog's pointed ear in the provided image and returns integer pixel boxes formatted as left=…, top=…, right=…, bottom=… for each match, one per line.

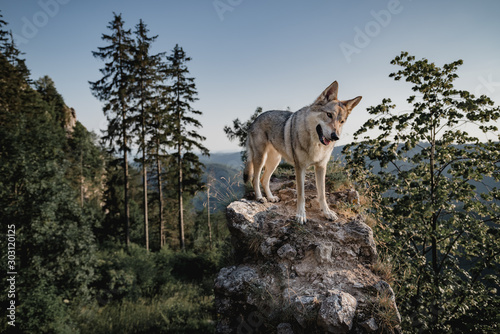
left=314, top=81, right=338, bottom=104
left=343, top=96, right=362, bottom=113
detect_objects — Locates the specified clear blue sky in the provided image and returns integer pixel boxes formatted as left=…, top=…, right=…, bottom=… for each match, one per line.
left=2, top=0, right=500, bottom=152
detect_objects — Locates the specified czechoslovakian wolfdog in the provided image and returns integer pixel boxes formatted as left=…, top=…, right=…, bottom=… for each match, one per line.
left=244, top=81, right=362, bottom=223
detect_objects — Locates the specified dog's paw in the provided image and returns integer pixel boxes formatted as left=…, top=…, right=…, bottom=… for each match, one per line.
left=267, top=195, right=280, bottom=203
left=323, top=209, right=338, bottom=221
left=256, top=197, right=267, bottom=203
left=296, top=211, right=307, bottom=224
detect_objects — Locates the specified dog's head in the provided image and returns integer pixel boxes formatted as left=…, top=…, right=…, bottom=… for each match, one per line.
left=310, top=81, right=362, bottom=146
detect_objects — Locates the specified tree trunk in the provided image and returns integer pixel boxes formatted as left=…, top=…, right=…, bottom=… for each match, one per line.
left=143, top=153, right=149, bottom=251
left=429, top=125, right=440, bottom=333
left=80, top=151, right=84, bottom=207
left=156, top=156, right=165, bottom=249
left=178, top=140, right=185, bottom=251
left=207, top=182, right=212, bottom=249
left=123, top=118, right=130, bottom=248
left=115, top=24, right=130, bottom=249
left=142, top=101, right=149, bottom=252
left=176, top=77, right=185, bottom=251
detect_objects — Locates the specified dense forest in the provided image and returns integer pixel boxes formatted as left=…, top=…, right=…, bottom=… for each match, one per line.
left=1, top=9, right=500, bottom=334
left=0, top=12, right=239, bottom=333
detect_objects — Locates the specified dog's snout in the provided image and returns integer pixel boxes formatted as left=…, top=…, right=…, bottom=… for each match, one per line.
left=331, top=132, right=339, bottom=141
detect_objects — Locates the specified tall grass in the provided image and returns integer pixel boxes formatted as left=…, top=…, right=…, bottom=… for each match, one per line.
left=74, top=285, right=214, bottom=334
left=71, top=245, right=224, bottom=333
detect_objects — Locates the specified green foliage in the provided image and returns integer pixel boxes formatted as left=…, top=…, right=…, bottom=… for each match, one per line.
left=129, top=19, right=165, bottom=153
left=164, top=44, right=209, bottom=250
left=0, top=11, right=8, bottom=47
left=94, top=244, right=156, bottom=302
left=17, top=283, right=77, bottom=334
left=90, top=12, right=135, bottom=246
left=74, top=245, right=227, bottom=333
left=0, top=11, right=227, bottom=334
left=89, top=13, right=134, bottom=154
left=325, top=158, right=352, bottom=191
left=224, top=106, right=264, bottom=161
left=34, top=75, right=66, bottom=125
left=67, top=121, right=106, bottom=210
left=274, top=161, right=295, bottom=178
left=0, top=17, right=98, bottom=332
left=0, top=16, right=29, bottom=82
left=87, top=13, right=213, bottom=252
left=166, top=44, right=209, bottom=193
left=73, top=286, right=214, bottom=334
left=129, top=19, right=167, bottom=251
left=344, top=52, right=500, bottom=333
left=98, top=156, right=143, bottom=245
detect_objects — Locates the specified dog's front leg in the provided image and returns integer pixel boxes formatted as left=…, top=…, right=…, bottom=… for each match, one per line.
left=315, top=164, right=338, bottom=221
left=295, top=166, right=307, bottom=224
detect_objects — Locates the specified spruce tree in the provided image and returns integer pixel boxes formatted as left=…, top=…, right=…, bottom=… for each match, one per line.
left=0, top=10, right=8, bottom=51
left=3, top=31, right=29, bottom=81
left=0, top=20, right=97, bottom=331
left=147, top=94, right=172, bottom=249
left=0, top=15, right=29, bottom=116
left=34, top=75, right=67, bottom=129
left=166, top=44, right=209, bottom=250
left=130, top=19, right=164, bottom=251
left=89, top=13, right=134, bottom=247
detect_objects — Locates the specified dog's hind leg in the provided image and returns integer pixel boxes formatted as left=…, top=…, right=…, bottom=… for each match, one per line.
left=261, top=147, right=281, bottom=203
left=315, top=163, right=338, bottom=221
left=295, top=165, right=307, bottom=224
left=251, top=150, right=267, bottom=203
left=244, top=136, right=255, bottom=184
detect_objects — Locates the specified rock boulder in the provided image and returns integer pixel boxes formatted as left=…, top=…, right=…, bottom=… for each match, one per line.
left=215, top=177, right=401, bottom=333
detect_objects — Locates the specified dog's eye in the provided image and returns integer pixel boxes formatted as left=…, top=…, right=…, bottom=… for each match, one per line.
left=341, top=120, right=345, bottom=124
left=326, top=113, right=332, bottom=118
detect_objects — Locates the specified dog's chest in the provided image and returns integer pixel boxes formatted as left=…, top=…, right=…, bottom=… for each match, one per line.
left=310, top=142, right=334, bottom=164
left=293, top=139, right=333, bottom=167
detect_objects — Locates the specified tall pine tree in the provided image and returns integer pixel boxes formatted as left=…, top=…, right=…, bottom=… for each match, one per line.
left=147, top=90, right=172, bottom=249
left=0, top=11, right=7, bottom=47
left=166, top=44, right=209, bottom=250
left=0, top=14, right=97, bottom=332
left=89, top=13, right=134, bottom=247
left=130, top=19, right=164, bottom=251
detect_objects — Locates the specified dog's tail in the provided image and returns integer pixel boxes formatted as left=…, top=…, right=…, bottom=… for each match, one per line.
left=243, top=139, right=253, bottom=184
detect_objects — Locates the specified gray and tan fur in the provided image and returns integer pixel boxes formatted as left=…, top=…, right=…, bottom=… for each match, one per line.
left=244, top=81, right=362, bottom=223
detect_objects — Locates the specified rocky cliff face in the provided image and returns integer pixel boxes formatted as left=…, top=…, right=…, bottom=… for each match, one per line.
left=214, top=176, right=401, bottom=333
left=63, top=105, right=76, bottom=135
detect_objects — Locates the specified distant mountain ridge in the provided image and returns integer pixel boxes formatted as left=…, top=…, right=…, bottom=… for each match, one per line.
left=192, top=162, right=245, bottom=212
left=198, top=152, right=244, bottom=169
left=193, top=146, right=346, bottom=212
left=198, top=146, right=346, bottom=169
left=196, top=143, right=499, bottom=212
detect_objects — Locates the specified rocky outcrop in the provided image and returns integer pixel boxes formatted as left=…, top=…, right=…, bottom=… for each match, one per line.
left=63, top=105, right=76, bottom=135
left=214, top=176, right=401, bottom=333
